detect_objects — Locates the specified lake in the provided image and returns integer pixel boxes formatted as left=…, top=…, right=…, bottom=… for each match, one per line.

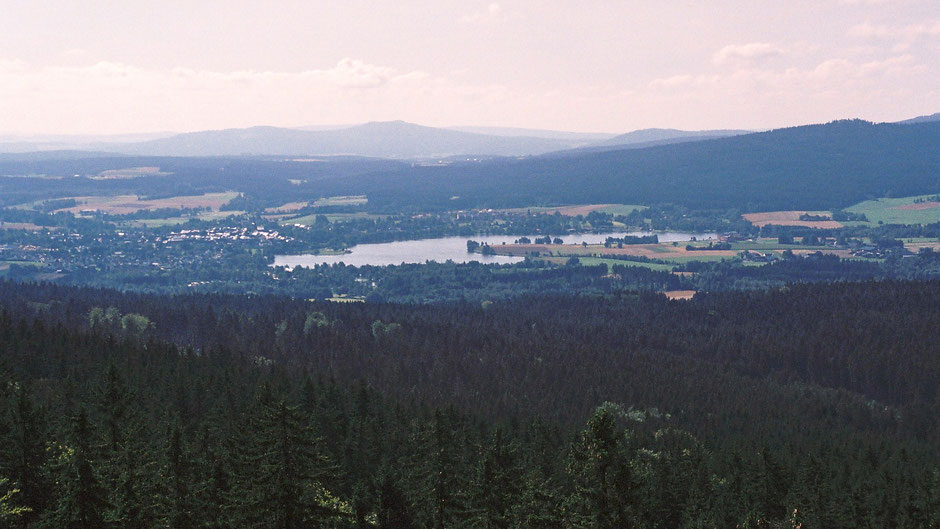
left=273, top=231, right=716, bottom=268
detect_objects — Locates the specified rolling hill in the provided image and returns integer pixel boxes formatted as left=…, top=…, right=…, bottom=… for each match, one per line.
left=110, top=121, right=582, bottom=158
left=329, top=119, right=940, bottom=212
left=592, top=127, right=751, bottom=147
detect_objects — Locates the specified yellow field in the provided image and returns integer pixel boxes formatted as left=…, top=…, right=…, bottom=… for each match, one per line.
left=742, top=211, right=843, bottom=229
left=52, top=192, right=238, bottom=215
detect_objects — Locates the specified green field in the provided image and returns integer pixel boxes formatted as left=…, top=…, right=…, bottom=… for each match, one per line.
left=0, top=261, right=45, bottom=276
left=544, top=256, right=675, bottom=272
left=125, top=210, right=246, bottom=228
left=283, top=212, right=386, bottom=225
left=844, top=194, right=940, bottom=225
left=594, top=204, right=648, bottom=216
left=312, top=195, right=368, bottom=207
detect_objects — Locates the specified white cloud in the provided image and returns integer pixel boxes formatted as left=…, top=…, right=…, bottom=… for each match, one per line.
left=712, top=43, right=784, bottom=65
left=848, top=20, right=940, bottom=39
left=462, top=3, right=508, bottom=23
left=0, top=57, right=527, bottom=134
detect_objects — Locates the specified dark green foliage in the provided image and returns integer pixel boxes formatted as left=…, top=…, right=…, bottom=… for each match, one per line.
left=0, top=280, right=935, bottom=528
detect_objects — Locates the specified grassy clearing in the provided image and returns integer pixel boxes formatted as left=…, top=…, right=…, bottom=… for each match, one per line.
left=497, top=204, right=647, bottom=217
left=91, top=166, right=171, bottom=179
left=594, top=204, right=648, bottom=216
left=313, top=195, right=368, bottom=207
left=326, top=296, right=365, bottom=303
left=0, top=222, right=48, bottom=231
left=283, top=212, right=385, bottom=225
left=19, top=191, right=241, bottom=216
left=544, top=256, right=675, bottom=272
left=742, top=211, right=843, bottom=229
left=664, top=290, right=697, bottom=300
left=0, top=261, right=45, bottom=274
left=125, top=210, right=246, bottom=228
left=844, top=195, right=940, bottom=225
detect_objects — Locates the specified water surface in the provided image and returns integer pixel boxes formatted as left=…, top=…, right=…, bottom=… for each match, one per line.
left=274, top=231, right=716, bottom=268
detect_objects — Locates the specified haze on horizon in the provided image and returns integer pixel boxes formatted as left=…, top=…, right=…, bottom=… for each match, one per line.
left=0, top=0, right=937, bottom=136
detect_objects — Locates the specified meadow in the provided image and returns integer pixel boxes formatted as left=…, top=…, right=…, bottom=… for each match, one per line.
left=844, top=194, right=940, bottom=225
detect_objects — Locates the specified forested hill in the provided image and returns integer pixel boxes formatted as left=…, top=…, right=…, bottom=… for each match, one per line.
left=1, top=119, right=935, bottom=213
left=0, top=279, right=936, bottom=527
left=348, top=119, right=940, bottom=211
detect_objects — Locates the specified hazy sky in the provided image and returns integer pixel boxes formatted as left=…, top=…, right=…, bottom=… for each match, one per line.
left=0, top=0, right=937, bottom=134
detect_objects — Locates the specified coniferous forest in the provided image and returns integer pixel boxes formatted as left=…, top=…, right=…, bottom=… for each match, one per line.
left=0, top=279, right=936, bottom=528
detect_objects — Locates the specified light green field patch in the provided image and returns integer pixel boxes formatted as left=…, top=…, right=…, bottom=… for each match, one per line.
left=284, top=212, right=386, bottom=226
left=595, top=204, right=648, bottom=216
left=729, top=239, right=787, bottom=251
left=91, top=166, right=171, bottom=179
left=326, top=296, right=365, bottom=303
left=571, top=256, right=674, bottom=272
left=312, top=195, right=368, bottom=207
left=661, top=255, right=736, bottom=263
left=124, top=210, right=246, bottom=228
left=0, top=261, right=45, bottom=274
left=844, top=194, right=940, bottom=225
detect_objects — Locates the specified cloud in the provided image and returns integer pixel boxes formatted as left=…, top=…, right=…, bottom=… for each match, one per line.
left=462, top=3, right=507, bottom=23
left=640, top=52, right=931, bottom=127
left=712, top=43, right=784, bottom=65
left=0, top=57, right=528, bottom=134
left=848, top=20, right=940, bottom=39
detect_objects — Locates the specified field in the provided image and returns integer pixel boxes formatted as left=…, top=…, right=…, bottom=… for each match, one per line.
left=124, top=210, right=246, bottom=228
left=264, top=202, right=310, bottom=214
left=0, top=222, right=47, bottom=231
left=482, top=237, right=874, bottom=267
left=90, top=166, right=172, bottom=179
left=844, top=194, right=940, bottom=225
left=742, top=211, right=843, bottom=229
left=496, top=204, right=647, bottom=217
left=497, top=242, right=738, bottom=260
left=0, top=261, right=44, bottom=274
left=264, top=196, right=370, bottom=220
left=542, top=256, right=676, bottom=272
left=664, top=290, right=697, bottom=300
left=44, top=192, right=239, bottom=216
left=282, top=212, right=386, bottom=225
left=313, top=195, right=368, bottom=207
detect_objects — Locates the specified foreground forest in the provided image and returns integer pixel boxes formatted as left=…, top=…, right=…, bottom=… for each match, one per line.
left=0, top=279, right=936, bottom=528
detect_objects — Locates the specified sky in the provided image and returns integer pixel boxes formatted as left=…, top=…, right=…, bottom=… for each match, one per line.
left=0, top=0, right=937, bottom=135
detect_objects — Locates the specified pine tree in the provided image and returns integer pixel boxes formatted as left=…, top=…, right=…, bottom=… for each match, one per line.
left=376, top=470, right=416, bottom=529
left=469, top=428, right=519, bottom=529
left=3, top=384, right=49, bottom=528
left=566, top=404, right=635, bottom=529
left=233, top=395, right=333, bottom=529
left=163, top=427, right=194, bottom=529
left=44, top=408, right=110, bottom=529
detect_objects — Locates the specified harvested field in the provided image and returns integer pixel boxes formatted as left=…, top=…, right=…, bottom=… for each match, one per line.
left=497, top=204, right=646, bottom=217
left=0, top=222, right=47, bottom=231
left=92, top=166, right=170, bottom=179
left=791, top=249, right=854, bottom=258
left=895, top=201, right=940, bottom=211
left=664, top=290, right=697, bottom=300
left=53, top=192, right=238, bottom=215
left=265, top=202, right=310, bottom=214
left=742, top=211, right=843, bottom=229
left=313, top=195, right=368, bottom=207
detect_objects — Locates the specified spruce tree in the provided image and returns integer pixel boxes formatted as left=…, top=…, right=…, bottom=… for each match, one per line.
left=44, top=408, right=109, bottom=529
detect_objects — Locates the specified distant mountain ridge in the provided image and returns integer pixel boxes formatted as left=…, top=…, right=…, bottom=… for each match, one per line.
left=896, top=113, right=940, bottom=125
left=329, top=119, right=940, bottom=212
left=593, top=128, right=752, bottom=147
left=0, top=122, right=752, bottom=159
left=107, top=121, right=585, bottom=158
